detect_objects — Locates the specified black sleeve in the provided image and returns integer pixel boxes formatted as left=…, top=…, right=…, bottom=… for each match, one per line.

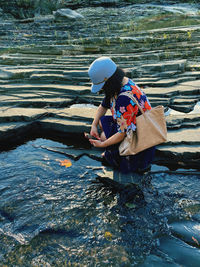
left=101, top=96, right=110, bottom=109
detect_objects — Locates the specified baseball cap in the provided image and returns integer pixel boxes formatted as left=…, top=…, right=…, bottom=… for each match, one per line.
left=88, top=56, right=117, bottom=93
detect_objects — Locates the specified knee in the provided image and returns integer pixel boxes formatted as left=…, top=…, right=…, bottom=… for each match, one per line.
left=100, top=131, right=107, bottom=141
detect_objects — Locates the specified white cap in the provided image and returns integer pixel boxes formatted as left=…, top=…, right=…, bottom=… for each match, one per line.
left=88, top=56, right=117, bottom=93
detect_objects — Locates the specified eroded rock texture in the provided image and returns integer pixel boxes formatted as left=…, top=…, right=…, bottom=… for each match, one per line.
left=0, top=3, right=200, bottom=170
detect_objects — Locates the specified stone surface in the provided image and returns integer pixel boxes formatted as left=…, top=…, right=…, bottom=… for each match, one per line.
left=0, top=2, right=200, bottom=171
left=53, top=8, right=84, bottom=21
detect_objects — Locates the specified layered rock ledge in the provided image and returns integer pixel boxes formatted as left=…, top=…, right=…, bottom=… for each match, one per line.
left=0, top=3, right=200, bottom=171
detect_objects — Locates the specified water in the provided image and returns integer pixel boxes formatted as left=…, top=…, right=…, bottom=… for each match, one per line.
left=0, top=139, right=199, bottom=266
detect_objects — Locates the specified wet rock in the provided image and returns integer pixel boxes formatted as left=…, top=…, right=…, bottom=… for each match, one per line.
left=1, top=3, right=200, bottom=266
left=0, top=69, right=13, bottom=79
left=34, top=15, right=55, bottom=23
left=141, top=254, right=179, bottom=267
left=53, top=8, right=84, bottom=21
left=159, top=236, right=200, bottom=267
left=170, top=221, right=200, bottom=247
left=0, top=3, right=200, bottom=171
left=0, top=107, right=48, bottom=122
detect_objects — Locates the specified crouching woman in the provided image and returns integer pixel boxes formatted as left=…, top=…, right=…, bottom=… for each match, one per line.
left=87, top=56, right=155, bottom=174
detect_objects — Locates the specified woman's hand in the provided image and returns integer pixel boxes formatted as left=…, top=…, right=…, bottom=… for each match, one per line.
left=90, top=124, right=100, bottom=140
left=89, top=132, right=125, bottom=148
left=89, top=139, right=105, bottom=148
left=90, top=104, right=107, bottom=140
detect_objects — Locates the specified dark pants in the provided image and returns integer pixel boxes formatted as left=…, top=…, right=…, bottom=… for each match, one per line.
left=100, top=116, right=155, bottom=174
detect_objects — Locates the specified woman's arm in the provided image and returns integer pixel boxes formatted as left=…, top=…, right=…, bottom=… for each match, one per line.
left=89, top=131, right=125, bottom=148
left=92, top=104, right=107, bottom=126
left=90, top=104, right=107, bottom=139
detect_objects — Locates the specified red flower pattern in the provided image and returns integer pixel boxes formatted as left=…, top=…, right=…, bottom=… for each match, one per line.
left=110, top=79, right=152, bottom=133
left=144, top=100, right=151, bottom=111
left=131, top=85, right=142, bottom=99
left=123, top=104, right=138, bottom=125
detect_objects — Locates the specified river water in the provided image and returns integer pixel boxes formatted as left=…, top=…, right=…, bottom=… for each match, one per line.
left=0, top=138, right=199, bottom=266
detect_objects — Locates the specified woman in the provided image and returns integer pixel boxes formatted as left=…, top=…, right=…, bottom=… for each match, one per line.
left=87, top=56, right=155, bottom=174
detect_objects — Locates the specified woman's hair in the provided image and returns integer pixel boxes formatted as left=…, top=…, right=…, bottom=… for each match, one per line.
left=102, top=67, right=125, bottom=100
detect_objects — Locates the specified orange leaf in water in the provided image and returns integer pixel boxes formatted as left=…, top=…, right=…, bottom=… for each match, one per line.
left=192, top=236, right=199, bottom=246
left=59, top=159, right=72, bottom=168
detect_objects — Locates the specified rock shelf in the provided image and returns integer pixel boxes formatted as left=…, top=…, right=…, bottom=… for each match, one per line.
left=0, top=3, right=200, bottom=171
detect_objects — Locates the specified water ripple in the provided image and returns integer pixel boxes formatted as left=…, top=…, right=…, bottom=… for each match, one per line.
left=0, top=138, right=199, bottom=266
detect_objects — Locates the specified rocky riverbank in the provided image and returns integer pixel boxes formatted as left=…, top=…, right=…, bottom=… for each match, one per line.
left=1, top=0, right=199, bottom=19
left=0, top=2, right=200, bottom=171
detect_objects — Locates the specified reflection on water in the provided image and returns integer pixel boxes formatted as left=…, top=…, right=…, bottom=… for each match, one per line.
left=0, top=139, right=199, bottom=266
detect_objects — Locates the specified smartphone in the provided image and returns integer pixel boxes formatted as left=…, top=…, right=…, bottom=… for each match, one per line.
left=84, top=133, right=98, bottom=140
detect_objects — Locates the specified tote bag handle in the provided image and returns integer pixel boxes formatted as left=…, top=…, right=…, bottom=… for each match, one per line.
left=119, top=91, right=145, bottom=115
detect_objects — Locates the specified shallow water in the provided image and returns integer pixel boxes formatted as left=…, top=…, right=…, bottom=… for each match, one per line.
left=0, top=139, right=199, bottom=266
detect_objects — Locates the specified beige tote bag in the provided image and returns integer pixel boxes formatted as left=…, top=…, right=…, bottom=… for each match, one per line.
left=119, top=92, right=167, bottom=156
